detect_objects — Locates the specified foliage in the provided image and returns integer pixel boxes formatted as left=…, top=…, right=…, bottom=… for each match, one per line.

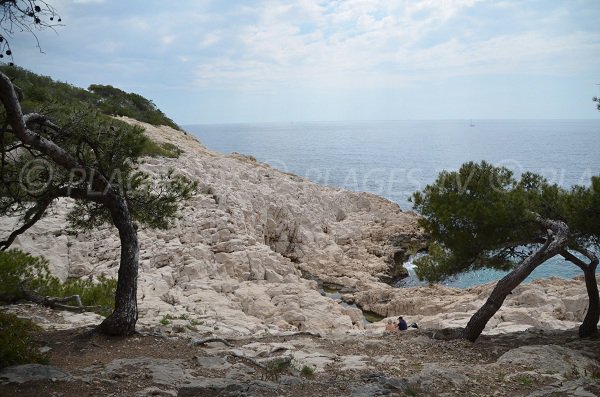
left=300, top=365, right=315, bottom=378
left=261, top=357, right=291, bottom=382
left=0, top=6, right=193, bottom=336
left=0, top=65, right=180, bottom=129
left=515, top=374, right=535, bottom=386
left=0, top=67, right=197, bottom=239
left=594, top=96, right=600, bottom=112
left=0, top=249, right=116, bottom=316
left=66, top=169, right=196, bottom=231
left=0, top=311, right=48, bottom=369
left=411, top=161, right=599, bottom=282
left=411, top=243, right=453, bottom=284
left=140, top=140, right=183, bottom=158
left=88, top=84, right=180, bottom=130
left=47, top=275, right=117, bottom=316
left=0, top=249, right=53, bottom=301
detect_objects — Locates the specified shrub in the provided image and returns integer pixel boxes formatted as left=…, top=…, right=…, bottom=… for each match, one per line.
left=0, top=311, right=48, bottom=369
left=0, top=65, right=181, bottom=130
left=300, top=365, right=315, bottom=378
left=0, top=250, right=54, bottom=302
left=88, top=84, right=180, bottom=130
left=140, top=139, right=183, bottom=158
left=0, top=250, right=116, bottom=316
left=47, top=275, right=117, bottom=316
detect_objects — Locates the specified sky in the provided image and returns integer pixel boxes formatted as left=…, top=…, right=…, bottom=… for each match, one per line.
left=8, top=0, right=600, bottom=124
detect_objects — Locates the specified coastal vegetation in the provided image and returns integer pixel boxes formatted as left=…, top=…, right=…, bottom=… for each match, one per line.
left=0, top=311, right=47, bottom=369
left=0, top=249, right=116, bottom=316
left=412, top=161, right=599, bottom=341
left=88, top=84, right=180, bottom=130
left=0, top=67, right=197, bottom=335
left=0, top=65, right=180, bottom=130
left=0, top=248, right=117, bottom=368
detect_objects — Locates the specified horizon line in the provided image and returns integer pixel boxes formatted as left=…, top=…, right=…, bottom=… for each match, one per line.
left=181, top=117, right=600, bottom=126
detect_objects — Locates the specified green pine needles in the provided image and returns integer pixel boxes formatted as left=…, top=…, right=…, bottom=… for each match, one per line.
left=0, top=249, right=116, bottom=316
left=413, top=161, right=599, bottom=340
left=412, top=161, right=599, bottom=282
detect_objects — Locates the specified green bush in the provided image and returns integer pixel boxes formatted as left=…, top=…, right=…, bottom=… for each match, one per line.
left=0, top=250, right=116, bottom=316
left=300, top=365, right=315, bottom=378
left=140, top=139, right=183, bottom=158
left=0, top=65, right=181, bottom=130
left=88, top=84, right=180, bottom=130
left=0, top=311, right=48, bottom=369
left=0, top=66, right=184, bottom=163
left=47, top=275, right=117, bottom=316
left=0, top=250, right=54, bottom=302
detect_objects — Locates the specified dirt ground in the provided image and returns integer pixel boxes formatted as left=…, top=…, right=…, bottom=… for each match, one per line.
left=1, top=319, right=599, bottom=397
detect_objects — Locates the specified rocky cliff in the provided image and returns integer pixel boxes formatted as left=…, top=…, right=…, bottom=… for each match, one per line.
left=1, top=118, right=595, bottom=337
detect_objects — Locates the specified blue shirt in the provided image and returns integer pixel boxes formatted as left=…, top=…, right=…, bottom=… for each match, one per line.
left=398, top=319, right=408, bottom=331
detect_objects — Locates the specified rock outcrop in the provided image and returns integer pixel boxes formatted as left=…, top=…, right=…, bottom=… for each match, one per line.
left=1, top=118, right=421, bottom=335
left=356, top=276, right=594, bottom=334
left=2, top=118, right=596, bottom=336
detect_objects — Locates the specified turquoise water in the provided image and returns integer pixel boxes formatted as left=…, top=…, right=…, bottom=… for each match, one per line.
left=185, top=120, right=600, bottom=288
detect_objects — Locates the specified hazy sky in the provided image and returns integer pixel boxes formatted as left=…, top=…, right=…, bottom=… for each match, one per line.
left=11, top=0, right=600, bottom=124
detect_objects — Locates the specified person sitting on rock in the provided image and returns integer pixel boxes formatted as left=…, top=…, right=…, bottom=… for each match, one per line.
left=398, top=316, right=408, bottom=331
left=385, top=319, right=397, bottom=333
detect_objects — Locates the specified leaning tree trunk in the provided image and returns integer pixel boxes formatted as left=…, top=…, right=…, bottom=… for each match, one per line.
left=561, top=248, right=599, bottom=338
left=579, top=264, right=599, bottom=338
left=461, top=219, right=569, bottom=342
left=99, top=195, right=139, bottom=336
left=0, top=72, right=140, bottom=336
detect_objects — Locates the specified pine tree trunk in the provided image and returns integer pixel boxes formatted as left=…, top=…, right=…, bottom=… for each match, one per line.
left=461, top=251, right=550, bottom=341
left=99, top=196, right=139, bottom=336
left=461, top=219, right=569, bottom=342
left=579, top=264, right=599, bottom=338
left=0, top=72, right=141, bottom=336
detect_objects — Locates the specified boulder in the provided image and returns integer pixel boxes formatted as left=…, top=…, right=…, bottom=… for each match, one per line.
left=0, top=364, right=72, bottom=384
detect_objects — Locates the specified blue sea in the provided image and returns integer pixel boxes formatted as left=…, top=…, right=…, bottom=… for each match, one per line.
left=185, top=120, right=600, bottom=288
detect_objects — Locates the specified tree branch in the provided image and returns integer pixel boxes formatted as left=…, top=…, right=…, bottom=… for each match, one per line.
left=0, top=184, right=107, bottom=251
left=0, top=75, right=81, bottom=170
left=20, top=285, right=101, bottom=313
left=0, top=73, right=117, bottom=204
left=23, top=112, right=60, bottom=131
left=561, top=244, right=599, bottom=270
left=576, top=245, right=599, bottom=270
left=0, top=197, right=50, bottom=250
left=55, top=186, right=104, bottom=202
left=561, top=249, right=588, bottom=271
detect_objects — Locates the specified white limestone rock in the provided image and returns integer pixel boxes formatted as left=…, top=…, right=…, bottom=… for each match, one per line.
left=3, top=118, right=595, bottom=337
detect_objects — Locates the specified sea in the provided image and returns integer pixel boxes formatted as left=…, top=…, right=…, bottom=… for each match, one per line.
left=184, top=120, right=600, bottom=288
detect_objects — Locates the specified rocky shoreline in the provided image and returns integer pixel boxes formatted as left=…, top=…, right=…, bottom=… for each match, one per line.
left=0, top=119, right=595, bottom=337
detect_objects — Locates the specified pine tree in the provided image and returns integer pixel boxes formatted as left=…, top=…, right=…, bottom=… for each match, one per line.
left=0, top=68, right=197, bottom=335
left=412, top=161, right=599, bottom=341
